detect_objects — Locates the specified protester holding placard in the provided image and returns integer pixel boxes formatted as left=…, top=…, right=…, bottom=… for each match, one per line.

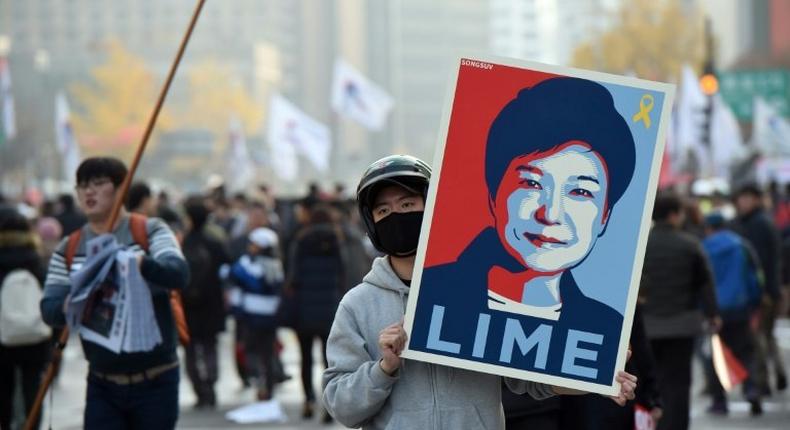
left=322, top=155, right=637, bottom=430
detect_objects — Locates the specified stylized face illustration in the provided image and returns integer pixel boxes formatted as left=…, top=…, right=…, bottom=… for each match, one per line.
left=493, top=142, right=610, bottom=273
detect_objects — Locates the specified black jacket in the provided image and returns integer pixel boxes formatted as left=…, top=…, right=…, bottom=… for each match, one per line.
left=287, top=223, right=345, bottom=332
left=640, top=222, right=718, bottom=338
left=181, top=229, right=231, bottom=338
left=732, top=207, right=782, bottom=299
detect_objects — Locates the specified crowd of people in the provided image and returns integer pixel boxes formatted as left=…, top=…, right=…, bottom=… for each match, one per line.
left=0, top=154, right=787, bottom=429
left=0, top=157, right=374, bottom=429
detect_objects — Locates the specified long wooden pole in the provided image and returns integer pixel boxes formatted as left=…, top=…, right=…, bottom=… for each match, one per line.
left=24, top=1, right=206, bottom=428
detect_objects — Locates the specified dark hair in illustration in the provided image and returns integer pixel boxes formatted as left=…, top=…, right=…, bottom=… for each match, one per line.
left=485, top=77, right=636, bottom=211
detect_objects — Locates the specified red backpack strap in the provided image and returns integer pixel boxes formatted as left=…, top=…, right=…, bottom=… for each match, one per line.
left=129, top=213, right=150, bottom=252
left=66, top=215, right=147, bottom=269
left=128, top=213, right=190, bottom=345
left=65, top=229, right=82, bottom=271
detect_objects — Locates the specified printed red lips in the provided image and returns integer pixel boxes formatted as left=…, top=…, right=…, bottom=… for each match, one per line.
left=523, top=232, right=566, bottom=247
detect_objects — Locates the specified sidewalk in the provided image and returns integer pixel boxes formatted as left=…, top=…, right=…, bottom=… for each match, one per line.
left=43, top=326, right=343, bottom=429
left=40, top=320, right=790, bottom=429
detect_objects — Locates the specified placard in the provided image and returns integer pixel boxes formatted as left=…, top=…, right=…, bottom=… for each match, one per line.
left=402, top=56, right=675, bottom=396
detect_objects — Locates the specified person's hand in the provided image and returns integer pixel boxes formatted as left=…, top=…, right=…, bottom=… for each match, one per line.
left=650, top=407, right=663, bottom=422
left=609, top=371, right=637, bottom=406
left=378, top=320, right=407, bottom=376
left=708, top=316, right=723, bottom=334
left=136, top=253, right=144, bottom=269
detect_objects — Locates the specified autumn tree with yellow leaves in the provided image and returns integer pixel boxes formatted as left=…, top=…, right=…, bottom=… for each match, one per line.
left=176, top=59, right=263, bottom=153
left=70, top=39, right=171, bottom=162
left=572, top=0, right=705, bottom=82
left=68, top=40, right=262, bottom=175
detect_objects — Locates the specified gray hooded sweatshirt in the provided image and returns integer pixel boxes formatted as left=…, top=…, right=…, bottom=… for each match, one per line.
left=322, top=257, right=555, bottom=430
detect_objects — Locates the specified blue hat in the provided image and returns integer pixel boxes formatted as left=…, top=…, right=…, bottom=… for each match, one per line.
left=704, top=212, right=726, bottom=228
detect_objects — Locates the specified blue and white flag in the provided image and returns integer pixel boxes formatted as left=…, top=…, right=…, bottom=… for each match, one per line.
left=55, top=92, right=81, bottom=180
left=331, top=59, right=393, bottom=131
left=226, top=116, right=255, bottom=191
left=675, top=65, right=708, bottom=174
left=710, top=94, right=746, bottom=178
left=0, top=58, right=16, bottom=144
left=753, top=96, right=790, bottom=156
left=267, top=94, right=331, bottom=181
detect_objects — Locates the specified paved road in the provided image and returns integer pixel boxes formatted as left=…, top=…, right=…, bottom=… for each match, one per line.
left=38, top=320, right=790, bottom=429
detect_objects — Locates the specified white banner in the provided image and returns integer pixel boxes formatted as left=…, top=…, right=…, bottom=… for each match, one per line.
left=331, top=59, right=394, bottom=131
left=55, top=92, right=82, bottom=180
left=226, top=116, right=255, bottom=191
left=753, top=96, right=790, bottom=156
left=267, top=94, right=331, bottom=181
left=710, top=94, right=747, bottom=179
left=675, top=65, right=708, bottom=173
left=0, top=58, right=16, bottom=141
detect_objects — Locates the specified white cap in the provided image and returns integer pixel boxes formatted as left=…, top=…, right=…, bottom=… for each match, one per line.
left=249, top=227, right=278, bottom=249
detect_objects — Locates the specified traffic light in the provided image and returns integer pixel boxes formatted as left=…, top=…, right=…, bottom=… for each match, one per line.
left=699, top=67, right=717, bottom=148
left=700, top=73, right=719, bottom=96
left=700, top=16, right=716, bottom=149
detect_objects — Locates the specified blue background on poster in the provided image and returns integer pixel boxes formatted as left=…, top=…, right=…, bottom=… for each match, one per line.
left=573, top=83, right=665, bottom=315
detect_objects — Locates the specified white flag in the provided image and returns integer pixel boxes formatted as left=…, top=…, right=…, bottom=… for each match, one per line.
left=267, top=94, right=331, bottom=181
left=675, top=65, right=708, bottom=174
left=226, top=116, right=255, bottom=191
left=55, top=92, right=82, bottom=180
left=753, top=97, right=790, bottom=156
left=331, top=59, right=394, bottom=131
left=0, top=58, right=16, bottom=141
left=710, top=95, right=747, bottom=178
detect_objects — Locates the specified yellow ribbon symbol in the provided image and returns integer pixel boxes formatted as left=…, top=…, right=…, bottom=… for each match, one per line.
left=632, top=94, right=654, bottom=128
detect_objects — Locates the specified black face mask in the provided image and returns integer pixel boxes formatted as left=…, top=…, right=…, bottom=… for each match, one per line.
left=374, top=211, right=424, bottom=256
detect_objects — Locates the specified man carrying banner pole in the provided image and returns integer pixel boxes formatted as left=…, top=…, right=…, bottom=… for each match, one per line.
left=40, top=157, right=189, bottom=428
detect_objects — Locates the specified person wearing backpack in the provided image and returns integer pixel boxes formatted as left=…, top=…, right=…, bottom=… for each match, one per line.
left=0, top=207, right=51, bottom=430
left=181, top=197, right=231, bottom=409
left=39, top=157, right=189, bottom=430
left=702, top=212, right=764, bottom=415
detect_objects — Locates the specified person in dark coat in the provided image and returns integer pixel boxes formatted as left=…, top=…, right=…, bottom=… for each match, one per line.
left=54, top=194, right=86, bottom=237
left=285, top=204, right=345, bottom=420
left=181, top=197, right=231, bottom=409
left=0, top=207, right=50, bottom=430
left=731, top=184, right=787, bottom=394
left=503, top=385, right=561, bottom=430
left=640, top=194, right=719, bottom=430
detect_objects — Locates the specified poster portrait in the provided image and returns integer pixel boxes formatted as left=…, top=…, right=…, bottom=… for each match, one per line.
left=402, top=56, right=675, bottom=396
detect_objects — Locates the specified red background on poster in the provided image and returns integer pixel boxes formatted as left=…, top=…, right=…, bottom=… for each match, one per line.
left=424, top=61, right=558, bottom=267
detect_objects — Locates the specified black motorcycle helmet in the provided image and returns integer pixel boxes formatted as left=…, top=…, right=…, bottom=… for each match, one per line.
left=356, top=155, right=432, bottom=253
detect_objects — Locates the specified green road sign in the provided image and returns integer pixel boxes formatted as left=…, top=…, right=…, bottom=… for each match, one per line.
left=719, top=69, right=790, bottom=120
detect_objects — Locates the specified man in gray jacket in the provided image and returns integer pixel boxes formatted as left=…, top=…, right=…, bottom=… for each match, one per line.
left=322, top=155, right=637, bottom=429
